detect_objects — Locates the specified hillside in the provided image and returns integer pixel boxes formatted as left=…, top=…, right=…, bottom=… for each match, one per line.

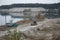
left=0, top=3, right=60, bottom=9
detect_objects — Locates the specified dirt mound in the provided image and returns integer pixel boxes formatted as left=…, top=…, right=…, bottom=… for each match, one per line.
left=17, top=20, right=32, bottom=25
left=0, top=25, right=8, bottom=31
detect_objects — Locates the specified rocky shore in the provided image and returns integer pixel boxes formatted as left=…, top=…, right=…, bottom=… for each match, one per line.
left=21, top=18, right=60, bottom=40
left=0, top=18, right=60, bottom=40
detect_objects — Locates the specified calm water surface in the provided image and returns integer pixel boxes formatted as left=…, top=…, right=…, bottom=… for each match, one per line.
left=0, top=15, right=23, bottom=25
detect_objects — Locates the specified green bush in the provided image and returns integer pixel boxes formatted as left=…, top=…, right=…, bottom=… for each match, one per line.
left=12, top=23, right=18, bottom=27
left=5, top=29, right=23, bottom=40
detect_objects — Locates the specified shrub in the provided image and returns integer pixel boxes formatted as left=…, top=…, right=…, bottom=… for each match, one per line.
left=5, top=29, right=23, bottom=40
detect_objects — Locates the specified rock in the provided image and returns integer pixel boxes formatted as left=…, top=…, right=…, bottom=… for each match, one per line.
left=21, top=18, right=60, bottom=40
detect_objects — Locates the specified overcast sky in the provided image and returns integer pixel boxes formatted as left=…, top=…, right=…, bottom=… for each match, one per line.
left=0, top=0, right=60, bottom=6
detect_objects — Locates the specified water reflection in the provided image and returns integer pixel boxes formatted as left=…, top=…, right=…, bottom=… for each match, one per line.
left=0, top=15, right=23, bottom=25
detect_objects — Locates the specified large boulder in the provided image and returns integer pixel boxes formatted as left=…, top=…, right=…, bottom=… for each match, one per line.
left=22, top=18, right=60, bottom=40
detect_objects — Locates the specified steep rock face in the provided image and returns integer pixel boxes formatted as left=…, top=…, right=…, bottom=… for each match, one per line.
left=22, top=19, right=60, bottom=40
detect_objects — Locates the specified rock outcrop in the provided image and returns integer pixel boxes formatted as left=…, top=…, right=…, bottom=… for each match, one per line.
left=21, top=18, right=60, bottom=40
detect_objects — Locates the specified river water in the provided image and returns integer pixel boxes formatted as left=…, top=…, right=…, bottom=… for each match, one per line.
left=0, top=12, right=60, bottom=26
left=0, top=15, right=23, bottom=26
